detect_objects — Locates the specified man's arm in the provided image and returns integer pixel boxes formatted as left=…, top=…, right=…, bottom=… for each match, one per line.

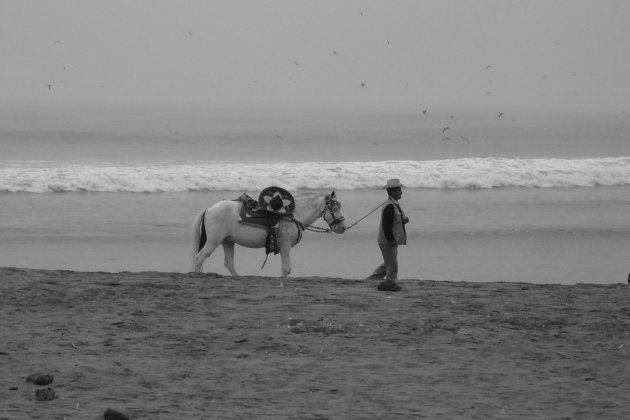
left=382, top=204, right=395, bottom=242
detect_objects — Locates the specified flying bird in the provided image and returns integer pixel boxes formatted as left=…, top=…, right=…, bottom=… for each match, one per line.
left=498, top=112, right=504, bottom=119
left=47, top=84, right=52, bottom=90
left=360, top=82, right=366, bottom=87
left=442, top=127, right=449, bottom=133
left=422, top=109, right=428, bottom=115
left=485, top=65, right=492, bottom=70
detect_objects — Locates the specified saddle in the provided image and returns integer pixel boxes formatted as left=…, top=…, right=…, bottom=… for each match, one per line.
left=233, top=187, right=295, bottom=255
left=235, top=193, right=281, bottom=230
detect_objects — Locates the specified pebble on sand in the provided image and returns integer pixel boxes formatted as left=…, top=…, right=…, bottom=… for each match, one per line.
left=104, top=408, right=131, bottom=420
left=26, top=373, right=54, bottom=386
left=35, top=387, right=56, bottom=401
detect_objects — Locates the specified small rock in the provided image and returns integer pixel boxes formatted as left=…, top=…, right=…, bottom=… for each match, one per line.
left=35, top=387, right=56, bottom=401
left=377, top=279, right=401, bottom=292
left=104, top=408, right=130, bottom=420
left=36, top=375, right=54, bottom=385
left=26, top=373, right=54, bottom=386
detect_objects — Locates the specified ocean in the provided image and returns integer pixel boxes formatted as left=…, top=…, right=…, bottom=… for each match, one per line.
left=1, top=107, right=629, bottom=284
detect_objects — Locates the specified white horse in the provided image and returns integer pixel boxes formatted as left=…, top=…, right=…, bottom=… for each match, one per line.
left=191, top=191, right=346, bottom=277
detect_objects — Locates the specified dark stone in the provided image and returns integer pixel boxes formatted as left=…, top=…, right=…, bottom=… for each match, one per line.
left=104, top=408, right=131, bottom=420
left=35, top=387, right=56, bottom=401
left=26, top=373, right=54, bottom=386
left=377, top=279, right=401, bottom=292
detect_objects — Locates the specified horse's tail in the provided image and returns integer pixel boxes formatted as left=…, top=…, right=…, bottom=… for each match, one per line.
left=191, top=209, right=207, bottom=257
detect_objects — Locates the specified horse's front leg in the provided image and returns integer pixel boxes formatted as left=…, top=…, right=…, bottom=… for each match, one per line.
left=278, top=222, right=297, bottom=277
left=279, top=245, right=292, bottom=277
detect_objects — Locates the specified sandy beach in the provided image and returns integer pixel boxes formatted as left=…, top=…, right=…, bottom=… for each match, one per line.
left=3, top=1, right=630, bottom=418
left=1, top=267, right=629, bottom=419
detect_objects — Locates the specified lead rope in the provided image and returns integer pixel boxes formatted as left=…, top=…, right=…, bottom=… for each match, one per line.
left=344, top=202, right=382, bottom=231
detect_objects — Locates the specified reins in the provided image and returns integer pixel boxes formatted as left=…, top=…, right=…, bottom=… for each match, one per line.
left=285, top=215, right=332, bottom=234
left=343, top=202, right=382, bottom=231
left=286, top=200, right=382, bottom=233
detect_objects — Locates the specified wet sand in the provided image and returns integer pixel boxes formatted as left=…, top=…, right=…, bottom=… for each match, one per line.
left=1, top=267, right=629, bottom=419
left=2, top=188, right=630, bottom=284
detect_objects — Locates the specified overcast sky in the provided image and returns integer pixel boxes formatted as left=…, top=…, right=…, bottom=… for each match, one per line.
left=1, top=0, right=629, bottom=114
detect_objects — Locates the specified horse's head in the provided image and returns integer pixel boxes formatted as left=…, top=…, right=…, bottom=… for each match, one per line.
left=323, top=191, right=346, bottom=233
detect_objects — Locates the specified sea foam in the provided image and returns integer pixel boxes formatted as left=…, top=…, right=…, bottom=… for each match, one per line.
left=1, top=157, right=629, bottom=193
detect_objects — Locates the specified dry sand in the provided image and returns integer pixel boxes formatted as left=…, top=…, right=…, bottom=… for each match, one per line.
left=1, top=267, right=629, bottom=419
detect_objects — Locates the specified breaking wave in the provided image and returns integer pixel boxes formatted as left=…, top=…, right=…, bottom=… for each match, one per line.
left=1, top=157, right=629, bottom=193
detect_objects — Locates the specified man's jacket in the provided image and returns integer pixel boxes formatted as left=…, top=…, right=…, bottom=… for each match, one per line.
left=377, top=197, right=407, bottom=245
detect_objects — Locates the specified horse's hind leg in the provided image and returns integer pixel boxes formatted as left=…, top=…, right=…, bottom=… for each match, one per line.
left=222, top=241, right=240, bottom=276
left=192, top=241, right=221, bottom=273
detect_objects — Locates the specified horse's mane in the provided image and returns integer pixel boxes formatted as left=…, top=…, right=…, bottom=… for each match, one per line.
left=293, top=191, right=327, bottom=209
left=293, top=191, right=321, bottom=199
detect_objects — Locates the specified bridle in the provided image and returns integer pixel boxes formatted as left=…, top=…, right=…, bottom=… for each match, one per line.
left=286, top=194, right=345, bottom=240
left=322, top=194, right=345, bottom=231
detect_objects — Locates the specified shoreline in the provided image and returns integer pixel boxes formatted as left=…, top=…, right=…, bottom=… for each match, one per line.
left=1, top=266, right=627, bottom=286
left=1, top=267, right=629, bottom=418
left=2, top=188, right=630, bottom=285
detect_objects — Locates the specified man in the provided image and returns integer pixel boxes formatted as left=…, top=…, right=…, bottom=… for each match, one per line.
left=367, top=179, right=409, bottom=281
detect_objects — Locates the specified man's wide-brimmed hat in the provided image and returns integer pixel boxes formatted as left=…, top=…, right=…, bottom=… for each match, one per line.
left=383, top=179, right=405, bottom=189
